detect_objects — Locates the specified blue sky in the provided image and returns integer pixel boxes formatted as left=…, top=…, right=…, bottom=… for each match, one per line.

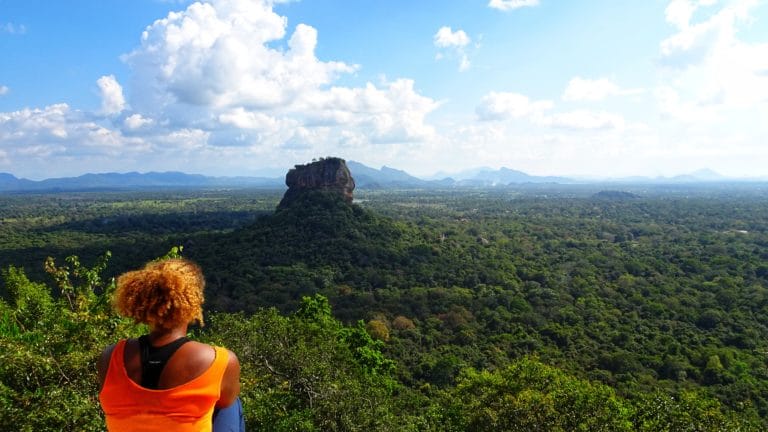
left=1, top=0, right=767, bottom=179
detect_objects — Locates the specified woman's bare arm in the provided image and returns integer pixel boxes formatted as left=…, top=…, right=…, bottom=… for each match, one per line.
left=97, top=344, right=116, bottom=389
left=216, top=350, right=241, bottom=408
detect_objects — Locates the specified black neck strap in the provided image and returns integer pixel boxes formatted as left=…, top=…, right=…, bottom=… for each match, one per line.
left=138, top=335, right=189, bottom=389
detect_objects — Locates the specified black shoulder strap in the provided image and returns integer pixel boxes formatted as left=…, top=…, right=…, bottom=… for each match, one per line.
left=138, top=335, right=190, bottom=389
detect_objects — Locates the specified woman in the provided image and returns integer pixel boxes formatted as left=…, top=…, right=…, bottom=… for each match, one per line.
left=97, top=258, right=243, bottom=432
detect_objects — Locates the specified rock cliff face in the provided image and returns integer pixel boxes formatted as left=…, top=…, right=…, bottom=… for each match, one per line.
left=278, top=157, right=355, bottom=208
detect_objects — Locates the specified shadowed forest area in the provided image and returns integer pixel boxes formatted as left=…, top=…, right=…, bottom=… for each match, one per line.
left=3, top=185, right=768, bottom=430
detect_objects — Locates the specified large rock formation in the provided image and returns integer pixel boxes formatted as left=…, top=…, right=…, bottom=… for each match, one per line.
left=278, top=157, right=355, bottom=208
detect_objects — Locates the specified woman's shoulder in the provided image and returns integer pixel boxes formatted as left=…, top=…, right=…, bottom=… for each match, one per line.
left=96, top=341, right=122, bottom=386
left=197, top=343, right=240, bottom=369
left=177, top=340, right=218, bottom=368
left=176, top=341, right=239, bottom=371
left=187, top=344, right=239, bottom=384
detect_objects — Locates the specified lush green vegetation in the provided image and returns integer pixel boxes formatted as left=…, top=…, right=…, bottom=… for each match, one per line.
left=2, top=185, right=768, bottom=429
left=0, top=189, right=281, bottom=283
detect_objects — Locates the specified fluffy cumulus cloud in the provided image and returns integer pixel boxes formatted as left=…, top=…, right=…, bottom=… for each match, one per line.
left=0, top=0, right=441, bottom=176
left=301, top=79, right=439, bottom=144
left=0, top=102, right=248, bottom=177
left=0, top=104, right=148, bottom=174
left=434, top=26, right=472, bottom=71
left=488, top=0, right=539, bottom=11
left=0, top=85, right=8, bottom=96
left=120, top=0, right=437, bottom=148
left=123, top=114, right=154, bottom=130
left=0, top=104, right=73, bottom=145
left=124, top=1, right=341, bottom=111
left=96, top=75, right=126, bottom=115
left=434, top=26, right=470, bottom=48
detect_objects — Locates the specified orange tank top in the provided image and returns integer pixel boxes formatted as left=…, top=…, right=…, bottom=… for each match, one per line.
left=99, top=339, right=228, bottom=432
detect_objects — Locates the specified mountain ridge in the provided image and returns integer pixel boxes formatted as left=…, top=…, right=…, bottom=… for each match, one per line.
left=1, top=163, right=761, bottom=192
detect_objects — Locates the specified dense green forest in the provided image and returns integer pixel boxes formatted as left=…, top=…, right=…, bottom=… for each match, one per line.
left=2, top=185, right=768, bottom=430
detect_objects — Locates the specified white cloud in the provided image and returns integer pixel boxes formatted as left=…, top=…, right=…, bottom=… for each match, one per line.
left=0, top=86, right=8, bottom=96
left=0, top=0, right=441, bottom=177
left=660, top=0, right=759, bottom=67
left=218, top=108, right=281, bottom=130
left=0, top=104, right=72, bottom=143
left=657, top=0, right=768, bottom=121
left=0, top=104, right=148, bottom=162
left=488, top=0, right=539, bottom=11
left=660, top=2, right=723, bottom=65
left=124, top=1, right=356, bottom=113
left=562, top=77, right=642, bottom=102
left=664, top=0, right=698, bottom=29
left=153, top=128, right=210, bottom=152
left=304, top=79, right=440, bottom=143
left=96, top=75, right=126, bottom=115
left=648, top=1, right=768, bottom=177
left=434, top=27, right=472, bottom=71
left=0, top=103, right=234, bottom=177
left=434, top=26, right=470, bottom=48
left=123, top=114, right=154, bottom=130
left=476, top=92, right=553, bottom=121
left=119, top=0, right=438, bottom=149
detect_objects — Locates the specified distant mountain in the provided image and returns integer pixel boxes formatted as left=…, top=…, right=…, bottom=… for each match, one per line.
left=348, top=162, right=574, bottom=188
left=426, top=166, right=574, bottom=186
left=0, top=171, right=283, bottom=192
left=605, top=169, right=739, bottom=184
left=39, top=172, right=209, bottom=189
left=0, top=164, right=578, bottom=192
left=1, top=165, right=755, bottom=193
left=0, top=173, right=35, bottom=191
left=347, top=161, right=429, bottom=188
left=427, top=166, right=493, bottom=181
left=460, top=167, right=572, bottom=186
left=670, top=169, right=724, bottom=183
left=0, top=173, right=20, bottom=188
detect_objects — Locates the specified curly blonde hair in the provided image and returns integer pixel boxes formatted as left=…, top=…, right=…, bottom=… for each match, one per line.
left=114, top=259, right=205, bottom=328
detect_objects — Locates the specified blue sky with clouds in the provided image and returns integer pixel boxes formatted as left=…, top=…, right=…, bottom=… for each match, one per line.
left=1, top=0, right=767, bottom=179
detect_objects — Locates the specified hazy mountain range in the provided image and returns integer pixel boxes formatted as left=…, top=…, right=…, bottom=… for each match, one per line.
left=0, top=163, right=763, bottom=193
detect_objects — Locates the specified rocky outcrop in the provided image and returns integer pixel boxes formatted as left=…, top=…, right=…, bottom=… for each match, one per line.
left=278, top=157, right=355, bottom=208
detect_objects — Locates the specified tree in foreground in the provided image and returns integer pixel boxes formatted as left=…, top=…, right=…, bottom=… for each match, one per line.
left=436, top=356, right=760, bottom=431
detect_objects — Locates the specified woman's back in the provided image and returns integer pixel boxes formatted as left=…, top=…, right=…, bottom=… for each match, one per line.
left=122, top=338, right=216, bottom=389
left=97, top=259, right=242, bottom=432
left=99, top=339, right=233, bottom=432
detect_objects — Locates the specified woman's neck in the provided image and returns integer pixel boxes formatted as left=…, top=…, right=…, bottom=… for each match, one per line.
left=147, top=325, right=188, bottom=346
